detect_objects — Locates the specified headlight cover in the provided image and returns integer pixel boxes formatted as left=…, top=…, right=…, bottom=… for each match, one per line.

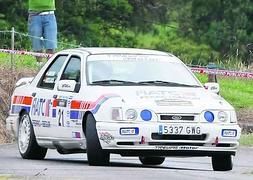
left=125, top=109, right=137, bottom=120
left=140, top=109, right=152, bottom=121
left=204, top=111, right=215, bottom=122
left=218, top=111, right=228, bottom=122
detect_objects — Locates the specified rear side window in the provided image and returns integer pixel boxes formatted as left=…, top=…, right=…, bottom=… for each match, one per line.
left=60, top=56, right=81, bottom=83
left=38, top=55, right=68, bottom=89
left=60, top=56, right=81, bottom=92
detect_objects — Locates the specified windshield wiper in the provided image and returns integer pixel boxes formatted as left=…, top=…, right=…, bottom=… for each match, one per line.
left=137, top=80, right=201, bottom=87
left=91, top=79, right=137, bottom=85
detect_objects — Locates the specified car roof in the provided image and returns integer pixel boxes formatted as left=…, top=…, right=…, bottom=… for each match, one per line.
left=61, top=47, right=173, bottom=56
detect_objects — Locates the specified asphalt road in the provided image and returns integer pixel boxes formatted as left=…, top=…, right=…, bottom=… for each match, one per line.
left=0, top=144, right=253, bottom=180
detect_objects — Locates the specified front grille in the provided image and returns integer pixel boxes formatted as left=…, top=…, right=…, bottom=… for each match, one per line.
left=151, top=133, right=207, bottom=141
left=160, top=115, right=195, bottom=121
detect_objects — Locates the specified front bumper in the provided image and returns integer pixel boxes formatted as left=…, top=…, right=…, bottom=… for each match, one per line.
left=96, top=122, right=241, bottom=156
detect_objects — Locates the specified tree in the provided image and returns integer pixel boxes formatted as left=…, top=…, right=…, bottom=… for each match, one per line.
left=184, top=0, right=253, bottom=64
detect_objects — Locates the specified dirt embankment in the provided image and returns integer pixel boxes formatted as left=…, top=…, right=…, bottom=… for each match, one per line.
left=0, top=67, right=36, bottom=143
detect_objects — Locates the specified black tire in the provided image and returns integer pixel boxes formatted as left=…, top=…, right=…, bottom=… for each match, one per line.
left=139, top=156, right=165, bottom=165
left=86, top=114, right=110, bottom=166
left=18, top=112, right=47, bottom=159
left=212, top=154, right=233, bottom=171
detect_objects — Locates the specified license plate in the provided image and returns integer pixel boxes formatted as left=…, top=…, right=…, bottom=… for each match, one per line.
left=158, top=125, right=201, bottom=135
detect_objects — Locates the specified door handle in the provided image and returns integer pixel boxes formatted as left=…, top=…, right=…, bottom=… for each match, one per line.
left=32, top=92, right=36, bottom=97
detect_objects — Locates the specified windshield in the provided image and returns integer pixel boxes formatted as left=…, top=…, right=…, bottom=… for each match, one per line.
left=86, top=54, right=201, bottom=87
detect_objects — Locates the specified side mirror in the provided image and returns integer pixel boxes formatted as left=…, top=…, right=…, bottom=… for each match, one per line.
left=204, top=82, right=220, bottom=94
left=58, top=80, right=76, bottom=92
left=16, top=77, right=34, bottom=87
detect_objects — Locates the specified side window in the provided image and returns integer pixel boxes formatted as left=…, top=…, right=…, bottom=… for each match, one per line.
left=60, top=56, right=81, bottom=92
left=38, top=55, right=68, bottom=89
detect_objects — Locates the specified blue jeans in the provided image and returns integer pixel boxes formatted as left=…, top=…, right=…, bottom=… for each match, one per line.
left=28, top=14, right=57, bottom=51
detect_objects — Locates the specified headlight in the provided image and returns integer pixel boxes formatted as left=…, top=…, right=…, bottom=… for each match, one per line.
left=111, top=107, right=122, bottom=120
left=204, top=111, right=214, bottom=122
left=218, top=111, right=228, bottom=122
left=140, top=109, right=152, bottom=121
left=230, top=111, right=237, bottom=123
left=125, top=109, right=137, bottom=120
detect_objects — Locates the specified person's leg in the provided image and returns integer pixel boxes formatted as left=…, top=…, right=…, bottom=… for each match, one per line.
left=43, top=14, right=57, bottom=56
left=28, top=15, right=43, bottom=62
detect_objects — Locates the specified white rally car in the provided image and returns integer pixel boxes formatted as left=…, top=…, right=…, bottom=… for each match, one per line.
left=6, top=48, right=241, bottom=171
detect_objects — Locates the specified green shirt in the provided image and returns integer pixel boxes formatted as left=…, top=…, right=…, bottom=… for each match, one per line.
left=29, top=0, right=55, bottom=12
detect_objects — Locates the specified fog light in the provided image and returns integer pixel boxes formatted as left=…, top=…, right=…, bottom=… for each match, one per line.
left=218, top=111, right=228, bottom=122
left=126, top=109, right=137, bottom=120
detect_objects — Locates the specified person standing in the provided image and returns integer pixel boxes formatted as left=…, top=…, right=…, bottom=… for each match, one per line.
left=28, top=0, right=57, bottom=62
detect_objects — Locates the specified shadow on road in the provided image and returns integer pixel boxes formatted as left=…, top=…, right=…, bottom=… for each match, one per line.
left=43, top=157, right=211, bottom=172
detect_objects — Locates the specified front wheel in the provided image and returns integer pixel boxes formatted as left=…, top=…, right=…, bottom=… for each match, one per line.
left=139, top=156, right=165, bottom=165
left=86, top=114, right=110, bottom=166
left=212, top=154, right=233, bottom=171
left=18, top=112, right=47, bottom=159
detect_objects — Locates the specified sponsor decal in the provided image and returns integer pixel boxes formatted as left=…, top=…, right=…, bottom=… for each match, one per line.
left=11, top=96, right=32, bottom=114
left=69, top=94, right=119, bottom=120
left=44, top=77, right=55, bottom=83
left=12, top=94, right=119, bottom=121
left=155, top=99, right=193, bottom=106
left=99, top=132, right=114, bottom=144
left=155, top=146, right=199, bottom=150
left=41, top=120, right=51, bottom=128
left=222, top=129, right=237, bottom=137
left=32, top=120, right=40, bottom=127
left=136, top=90, right=199, bottom=100
left=32, top=120, right=51, bottom=127
left=57, top=99, right=67, bottom=107
left=62, top=84, right=71, bottom=88
left=31, top=98, right=54, bottom=117
left=75, top=122, right=82, bottom=126
left=11, top=105, right=30, bottom=114
left=120, top=127, right=139, bottom=135
left=72, top=131, right=81, bottom=139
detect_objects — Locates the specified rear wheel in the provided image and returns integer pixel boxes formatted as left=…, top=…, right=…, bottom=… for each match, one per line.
left=139, top=156, right=165, bottom=165
left=86, top=114, right=110, bottom=166
left=18, top=112, right=47, bottom=159
left=212, top=154, right=233, bottom=171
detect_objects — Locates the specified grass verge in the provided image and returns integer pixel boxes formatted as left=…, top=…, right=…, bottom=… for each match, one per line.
left=240, top=133, right=253, bottom=146
left=196, top=74, right=253, bottom=109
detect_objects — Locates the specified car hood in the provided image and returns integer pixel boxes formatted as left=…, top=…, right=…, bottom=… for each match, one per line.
left=85, top=86, right=234, bottom=113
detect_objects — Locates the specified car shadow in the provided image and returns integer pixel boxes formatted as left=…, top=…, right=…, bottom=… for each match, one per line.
left=41, top=157, right=211, bottom=172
